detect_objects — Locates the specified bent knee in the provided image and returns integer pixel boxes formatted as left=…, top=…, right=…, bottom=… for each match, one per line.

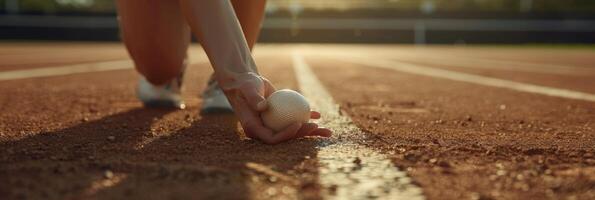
left=135, top=58, right=185, bottom=85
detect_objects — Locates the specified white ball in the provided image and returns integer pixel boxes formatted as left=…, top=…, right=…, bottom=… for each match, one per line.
left=261, top=89, right=311, bottom=132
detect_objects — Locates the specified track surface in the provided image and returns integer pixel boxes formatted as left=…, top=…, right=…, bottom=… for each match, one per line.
left=0, top=43, right=594, bottom=200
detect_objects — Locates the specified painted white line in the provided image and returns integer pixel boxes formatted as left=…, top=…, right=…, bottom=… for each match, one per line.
left=264, top=18, right=595, bottom=32
left=390, top=53, right=595, bottom=76
left=292, top=52, right=425, bottom=200
left=468, top=57, right=595, bottom=75
left=327, top=53, right=595, bottom=103
left=0, top=60, right=134, bottom=81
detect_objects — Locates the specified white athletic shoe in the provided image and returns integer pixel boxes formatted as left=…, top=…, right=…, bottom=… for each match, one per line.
left=136, top=73, right=185, bottom=109
left=200, top=80, right=233, bottom=114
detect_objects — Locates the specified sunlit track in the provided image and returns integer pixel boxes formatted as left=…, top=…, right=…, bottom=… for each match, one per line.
left=2, top=44, right=594, bottom=199
left=0, top=60, right=133, bottom=81
left=320, top=52, right=595, bottom=102
left=0, top=54, right=210, bottom=81
left=315, top=47, right=595, bottom=76
left=292, top=52, right=425, bottom=200
left=387, top=53, right=595, bottom=76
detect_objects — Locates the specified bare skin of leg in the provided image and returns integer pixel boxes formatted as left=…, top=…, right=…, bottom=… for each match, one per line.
left=117, top=0, right=330, bottom=143
left=231, top=0, right=266, bottom=50
left=116, top=0, right=191, bottom=85
left=116, top=0, right=262, bottom=85
left=178, top=0, right=331, bottom=144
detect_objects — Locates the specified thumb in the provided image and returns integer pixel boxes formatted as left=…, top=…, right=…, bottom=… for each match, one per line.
left=240, top=86, right=268, bottom=111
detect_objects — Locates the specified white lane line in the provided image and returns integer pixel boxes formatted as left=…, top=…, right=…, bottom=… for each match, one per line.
left=389, top=54, right=595, bottom=76
left=0, top=60, right=134, bottom=81
left=292, top=52, right=425, bottom=200
left=0, top=53, right=212, bottom=82
left=325, top=53, right=595, bottom=103
left=468, top=57, right=595, bottom=74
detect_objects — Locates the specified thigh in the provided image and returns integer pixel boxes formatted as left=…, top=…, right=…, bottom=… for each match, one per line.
left=116, top=0, right=190, bottom=77
left=231, top=0, right=266, bottom=49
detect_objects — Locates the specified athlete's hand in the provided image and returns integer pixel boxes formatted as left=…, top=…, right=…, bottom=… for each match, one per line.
left=219, top=72, right=331, bottom=144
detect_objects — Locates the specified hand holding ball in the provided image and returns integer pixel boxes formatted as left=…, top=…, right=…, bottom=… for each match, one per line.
left=261, top=89, right=311, bottom=132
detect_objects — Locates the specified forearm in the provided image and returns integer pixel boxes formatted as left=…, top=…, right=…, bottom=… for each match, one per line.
left=178, top=0, right=259, bottom=83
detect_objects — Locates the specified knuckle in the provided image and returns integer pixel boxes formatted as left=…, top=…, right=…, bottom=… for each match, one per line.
left=243, top=120, right=259, bottom=129
left=241, top=122, right=255, bottom=132
left=243, top=129, right=257, bottom=139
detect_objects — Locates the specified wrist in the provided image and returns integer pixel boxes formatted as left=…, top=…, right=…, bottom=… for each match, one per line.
left=215, top=59, right=259, bottom=83
left=216, top=71, right=262, bottom=92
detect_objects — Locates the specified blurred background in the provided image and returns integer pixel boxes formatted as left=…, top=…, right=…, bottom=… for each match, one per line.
left=0, top=0, right=594, bottom=44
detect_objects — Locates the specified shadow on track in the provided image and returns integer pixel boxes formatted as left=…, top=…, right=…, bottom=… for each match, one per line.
left=0, top=108, right=321, bottom=199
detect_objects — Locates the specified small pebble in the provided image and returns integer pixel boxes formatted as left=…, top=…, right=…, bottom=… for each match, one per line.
left=107, top=136, right=116, bottom=141
left=268, top=176, right=278, bottom=183
left=499, top=104, right=507, bottom=110
left=329, top=184, right=338, bottom=194
left=104, top=170, right=114, bottom=179
left=266, top=187, right=277, bottom=196
left=353, top=157, right=362, bottom=165
left=496, top=170, right=507, bottom=176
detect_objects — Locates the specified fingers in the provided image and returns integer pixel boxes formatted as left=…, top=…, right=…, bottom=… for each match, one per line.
left=230, top=94, right=273, bottom=139
left=258, top=123, right=333, bottom=145
left=295, top=123, right=318, bottom=138
left=295, top=123, right=332, bottom=138
left=240, top=86, right=267, bottom=111
left=263, top=78, right=277, bottom=97
left=222, top=73, right=331, bottom=144
left=310, top=111, right=321, bottom=119
left=259, top=123, right=301, bottom=144
left=307, top=127, right=332, bottom=137
left=242, top=118, right=274, bottom=139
